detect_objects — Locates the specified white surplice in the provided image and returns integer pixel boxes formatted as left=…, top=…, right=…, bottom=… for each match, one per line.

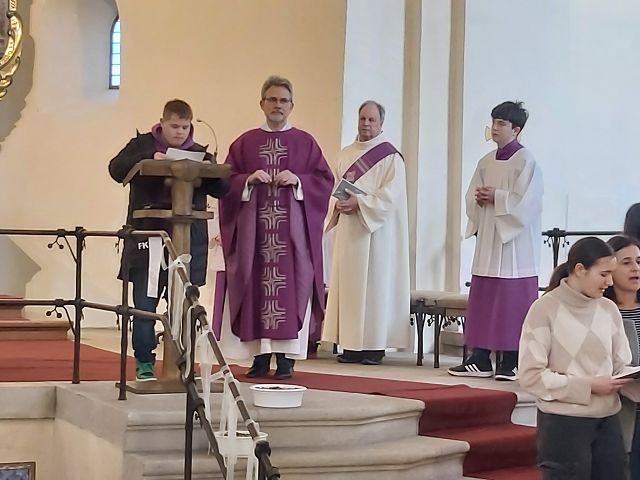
left=322, top=134, right=411, bottom=351
left=465, top=148, right=543, bottom=278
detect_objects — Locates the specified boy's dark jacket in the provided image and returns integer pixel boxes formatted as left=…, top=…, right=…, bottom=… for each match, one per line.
left=109, top=132, right=229, bottom=287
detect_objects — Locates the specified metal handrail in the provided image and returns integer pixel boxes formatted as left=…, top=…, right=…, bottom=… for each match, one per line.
left=0, top=226, right=280, bottom=480
left=542, top=228, right=620, bottom=268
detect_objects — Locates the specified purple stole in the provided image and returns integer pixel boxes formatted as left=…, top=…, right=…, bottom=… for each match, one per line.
left=342, top=142, right=401, bottom=183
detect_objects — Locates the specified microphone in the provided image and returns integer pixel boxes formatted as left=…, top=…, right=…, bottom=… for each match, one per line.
left=196, top=118, right=219, bottom=163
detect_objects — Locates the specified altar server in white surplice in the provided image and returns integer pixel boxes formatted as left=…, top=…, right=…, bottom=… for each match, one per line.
left=322, top=100, right=410, bottom=365
left=448, top=101, right=543, bottom=382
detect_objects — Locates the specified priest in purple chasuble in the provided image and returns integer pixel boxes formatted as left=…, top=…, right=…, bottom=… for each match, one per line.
left=215, top=76, right=333, bottom=379
left=322, top=101, right=411, bottom=365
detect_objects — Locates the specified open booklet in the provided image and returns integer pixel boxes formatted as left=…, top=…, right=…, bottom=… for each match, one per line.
left=165, top=148, right=206, bottom=162
left=332, top=178, right=367, bottom=201
left=613, top=366, right=640, bottom=380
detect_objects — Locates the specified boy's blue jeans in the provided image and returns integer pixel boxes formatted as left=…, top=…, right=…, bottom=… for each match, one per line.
left=130, top=268, right=164, bottom=364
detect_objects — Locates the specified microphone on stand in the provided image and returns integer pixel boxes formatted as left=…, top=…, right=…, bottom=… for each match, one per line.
left=195, top=118, right=220, bottom=163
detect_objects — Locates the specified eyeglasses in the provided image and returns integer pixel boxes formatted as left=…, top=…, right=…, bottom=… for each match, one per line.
left=263, top=97, right=292, bottom=105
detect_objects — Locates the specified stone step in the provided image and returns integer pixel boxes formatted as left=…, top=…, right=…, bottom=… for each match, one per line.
left=125, top=435, right=469, bottom=480
left=0, top=295, right=27, bottom=320
left=0, top=319, right=71, bottom=340
left=55, top=383, right=426, bottom=453
left=0, top=295, right=71, bottom=339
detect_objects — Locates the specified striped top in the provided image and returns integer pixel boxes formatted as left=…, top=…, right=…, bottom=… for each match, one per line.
left=620, top=306, right=640, bottom=357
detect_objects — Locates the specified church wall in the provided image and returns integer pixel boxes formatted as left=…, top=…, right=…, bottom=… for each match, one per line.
left=0, top=0, right=347, bottom=325
left=460, top=0, right=640, bottom=289
left=8, top=0, right=639, bottom=331
left=0, top=419, right=55, bottom=480
left=0, top=418, right=123, bottom=479
left=51, top=419, right=123, bottom=480
left=340, top=0, right=405, bottom=148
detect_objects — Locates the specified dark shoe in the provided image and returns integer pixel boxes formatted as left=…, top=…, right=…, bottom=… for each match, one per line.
left=274, top=354, right=294, bottom=380
left=361, top=350, right=385, bottom=365
left=495, top=351, right=518, bottom=381
left=448, top=361, right=493, bottom=377
left=337, top=355, right=361, bottom=363
left=448, top=348, right=493, bottom=377
left=246, top=353, right=271, bottom=378
left=361, top=358, right=383, bottom=365
left=448, top=351, right=493, bottom=377
left=495, top=366, right=518, bottom=381
left=336, top=349, right=364, bottom=363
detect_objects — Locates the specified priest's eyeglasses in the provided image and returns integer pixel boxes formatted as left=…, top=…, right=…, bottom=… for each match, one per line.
left=264, top=97, right=292, bottom=105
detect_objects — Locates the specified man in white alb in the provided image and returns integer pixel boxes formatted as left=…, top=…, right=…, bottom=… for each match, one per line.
left=322, top=100, right=410, bottom=365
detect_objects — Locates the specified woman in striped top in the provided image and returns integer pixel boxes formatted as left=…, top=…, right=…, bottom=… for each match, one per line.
left=605, top=234, right=640, bottom=479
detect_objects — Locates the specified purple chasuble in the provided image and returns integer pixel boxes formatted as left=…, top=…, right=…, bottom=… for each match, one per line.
left=342, top=142, right=401, bottom=183
left=218, top=128, right=333, bottom=342
left=495, top=139, right=523, bottom=160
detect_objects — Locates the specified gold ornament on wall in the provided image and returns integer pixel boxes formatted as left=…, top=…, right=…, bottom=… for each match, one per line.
left=484, top=126, right=492, bottom=141
left=0, top=0, right=23, bottom=101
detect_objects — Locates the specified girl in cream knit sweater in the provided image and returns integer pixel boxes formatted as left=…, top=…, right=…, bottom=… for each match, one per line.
left=519, top=236, right=640, bottom=479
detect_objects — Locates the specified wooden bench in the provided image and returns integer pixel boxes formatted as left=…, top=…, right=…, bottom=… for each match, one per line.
left=410, top=290, right=468, bottom=368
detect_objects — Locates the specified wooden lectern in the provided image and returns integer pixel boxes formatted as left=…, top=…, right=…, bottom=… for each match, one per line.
left=121, top=158, right=229, bottom=394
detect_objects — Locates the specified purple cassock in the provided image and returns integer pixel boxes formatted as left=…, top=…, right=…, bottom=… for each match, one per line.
left=217, top=128, right=334, bottom=344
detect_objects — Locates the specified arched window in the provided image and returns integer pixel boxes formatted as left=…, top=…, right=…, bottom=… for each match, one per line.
left=109, top=17, right=121, bottom=89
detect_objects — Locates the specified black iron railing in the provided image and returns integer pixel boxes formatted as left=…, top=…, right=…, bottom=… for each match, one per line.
left=542, top=228, right=620, bottom=268
left=0, top=227, right=279, bottom=480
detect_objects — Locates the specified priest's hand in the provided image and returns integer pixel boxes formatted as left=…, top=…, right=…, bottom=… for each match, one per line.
left=248, top=169, right=272, bottom=185
left=273, top=170, right=299, bottom=187
left=154, top=152, right=168, bottom=160
left=336, top=190, right=359, bottom=215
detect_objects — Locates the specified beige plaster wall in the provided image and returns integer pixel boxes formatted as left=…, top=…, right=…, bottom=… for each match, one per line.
left=0, top=419, right=55, bottom=480
left=0, top=0, right=346, bottom=325
left=51, top=419, right=123, bottom=480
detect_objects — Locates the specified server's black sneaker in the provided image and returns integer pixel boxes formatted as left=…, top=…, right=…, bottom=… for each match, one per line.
left=447, top=361, right=493, bottom=378
left=495, top=366, right=518, bottom=381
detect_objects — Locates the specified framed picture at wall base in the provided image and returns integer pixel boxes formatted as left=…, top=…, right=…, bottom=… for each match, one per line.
left=0, top=462, right=35, bottom=480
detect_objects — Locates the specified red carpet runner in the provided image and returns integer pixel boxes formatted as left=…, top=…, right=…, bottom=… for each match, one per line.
left=0, top=340, right=538, bottom=479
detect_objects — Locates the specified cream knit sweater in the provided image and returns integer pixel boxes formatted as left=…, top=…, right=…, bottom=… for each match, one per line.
left=519, top=279, right=639, bottom=418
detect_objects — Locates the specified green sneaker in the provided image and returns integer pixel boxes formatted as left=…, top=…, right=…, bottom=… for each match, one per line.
left=136, top=361, right=156, bottom=382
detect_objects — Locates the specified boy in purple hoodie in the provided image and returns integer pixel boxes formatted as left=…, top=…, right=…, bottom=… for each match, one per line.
left=109, top=99, right=228, bottom=381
